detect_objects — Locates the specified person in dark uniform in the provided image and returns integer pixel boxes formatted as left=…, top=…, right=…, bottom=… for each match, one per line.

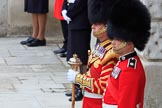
left=66, top=0, right=119, bottom=107
left=103, top=0, right=151, bottom=108
left=20, top=0, right=49, bottom=47
left=53, top=0, right=68, bottom=57
left=62, top=0, right=91, bottom=101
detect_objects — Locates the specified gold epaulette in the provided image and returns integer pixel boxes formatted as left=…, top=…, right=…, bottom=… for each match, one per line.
left=100, top=49, right=119, bottom=66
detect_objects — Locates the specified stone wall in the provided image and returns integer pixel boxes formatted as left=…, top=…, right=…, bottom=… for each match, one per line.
left=0, top=0, right=7, bottom=36
left=0, top=0, right=62, bottom=37
left=143, top=61, right=162, bottom=108
left=141, top=0, right=162, bottom=108
left=142, top=0, right=162, bottom=60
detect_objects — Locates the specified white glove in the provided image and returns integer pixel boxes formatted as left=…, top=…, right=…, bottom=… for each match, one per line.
left=68, top=0, right=75, bottom=3
left=66, top=69, right=78, bottom=83
left=62, top=10, right=71, bottom=24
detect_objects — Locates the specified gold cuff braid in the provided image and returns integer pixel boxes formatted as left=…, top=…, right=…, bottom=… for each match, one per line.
left=75, top=74, right=91, bottom=89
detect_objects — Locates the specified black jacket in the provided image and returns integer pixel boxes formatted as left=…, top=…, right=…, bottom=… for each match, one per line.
left=62, top=0, right=91, bottom=30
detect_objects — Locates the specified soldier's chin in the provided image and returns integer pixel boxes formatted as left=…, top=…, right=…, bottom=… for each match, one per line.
left=92, top=32, right=98, bottom=37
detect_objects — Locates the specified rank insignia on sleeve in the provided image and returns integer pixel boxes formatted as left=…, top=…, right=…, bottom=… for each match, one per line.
left=127, top=58, right=137, bottom=69
left=111, top=66, right=121, bottom=79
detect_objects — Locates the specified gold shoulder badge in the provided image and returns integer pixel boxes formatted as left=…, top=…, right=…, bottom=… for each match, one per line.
left=100, top=49, right=119, bottom=66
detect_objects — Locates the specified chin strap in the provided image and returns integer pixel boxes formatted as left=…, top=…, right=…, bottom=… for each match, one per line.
left=116, top=41, right=127, bottom=51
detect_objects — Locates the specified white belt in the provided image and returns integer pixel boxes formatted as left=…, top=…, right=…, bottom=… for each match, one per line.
left=102, top=103, right=117, bottom=108
left=84, top=91, right=103, bottom=99
left=103, top=103, right=140, bottom=108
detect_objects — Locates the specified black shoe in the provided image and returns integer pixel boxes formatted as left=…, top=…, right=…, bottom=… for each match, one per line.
left=60, top=51, right=67, bottom=58
left=68, top=89, right=83, bottom=101
left=27, top=39, right=46, bottom=47
left=20, top=36, right=35, bottom=45
left=53, top=48, right=66, bottom=54
left=65, top=91, right=72, bottom=97
left=65, top=88, right=78, bottom=97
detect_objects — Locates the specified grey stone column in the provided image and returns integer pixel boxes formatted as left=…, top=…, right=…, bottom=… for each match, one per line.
left=0, top=0, right=7, bottom=36
left=141, top=0, right=162, bottom=108
left=142, top=0, right=162, bottom=60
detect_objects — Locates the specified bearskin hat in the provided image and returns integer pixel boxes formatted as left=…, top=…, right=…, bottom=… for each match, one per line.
left=107, top=0, right=151, bottom=51
left=88, top=0, right=117, bottom=24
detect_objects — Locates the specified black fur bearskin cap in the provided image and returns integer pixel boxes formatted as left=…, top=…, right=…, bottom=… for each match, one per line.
left=88, top=0, right=117, bottom=24
left=107, top=0, right=151, bottom=51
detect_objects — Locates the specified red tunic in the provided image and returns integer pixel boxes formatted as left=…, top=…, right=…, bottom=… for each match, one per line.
left=74, top=40, right=118, bottom=108
left=103, top=51, right=146, bottom=108
left=53, top=0, right=64, bottom=20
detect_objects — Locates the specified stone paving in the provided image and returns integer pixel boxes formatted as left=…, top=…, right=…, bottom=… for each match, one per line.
left=0, top=37, right=82, bottom=108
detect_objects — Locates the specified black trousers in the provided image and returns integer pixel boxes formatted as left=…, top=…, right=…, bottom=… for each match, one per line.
left=60, top=20, right=68, bottom=50
left=67, top=29, right=91, bottom=65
